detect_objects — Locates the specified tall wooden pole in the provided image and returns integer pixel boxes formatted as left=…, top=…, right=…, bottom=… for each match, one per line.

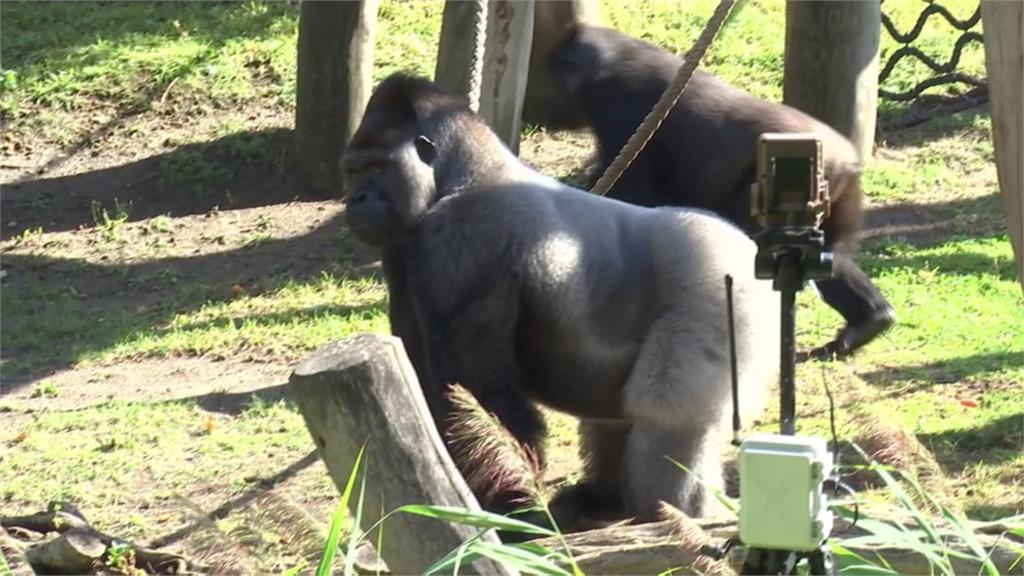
left=294, top=0, right=378, bottom=198
left=478, top=0, right=535, bottom=154
left=521, top=0, right=601, bottom=127
left=783, top=1, right=880, bottom=162
left=981, top=1, right=1024, bottom=295
left=436, top=1, right=535, bottom=154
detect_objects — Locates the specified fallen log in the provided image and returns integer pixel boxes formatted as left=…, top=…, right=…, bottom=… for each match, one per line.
left=1, top=502, right=197, bottom=574
left=289, top=334, right=513, bottom=576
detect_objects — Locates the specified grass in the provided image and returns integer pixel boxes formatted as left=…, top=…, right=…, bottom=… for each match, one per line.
left=1, top=267, right=388, bottom=375
left=1, top=0, right=1020, bottom=571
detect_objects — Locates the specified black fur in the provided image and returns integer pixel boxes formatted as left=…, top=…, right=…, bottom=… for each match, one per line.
left=342, top=74, right=780, bottom=523
left=548, top=25, right=895, bottom=359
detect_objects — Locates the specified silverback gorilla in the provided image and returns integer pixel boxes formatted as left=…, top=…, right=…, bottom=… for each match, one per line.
left=342, top=74, right=779, bottom=520
left=548, top=24, right=895, bottom=361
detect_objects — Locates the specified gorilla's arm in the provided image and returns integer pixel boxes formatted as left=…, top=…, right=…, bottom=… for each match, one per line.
left=404, top=242, right=547, bottom=453
left=382, top=247, right=434, bottom=413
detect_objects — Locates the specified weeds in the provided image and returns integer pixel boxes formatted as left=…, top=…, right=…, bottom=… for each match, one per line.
left=90, top=199, right=131, bottom=243
left=30, top=380, right=59, bottom=399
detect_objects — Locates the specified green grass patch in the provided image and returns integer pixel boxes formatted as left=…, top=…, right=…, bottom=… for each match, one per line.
left=800, top=234, right=1023, bottom=387
left=1, top=270, right=388, bottom=375
left=0, top=398, right=330, bottom=530
left=0, top=397, right=321, bottom=512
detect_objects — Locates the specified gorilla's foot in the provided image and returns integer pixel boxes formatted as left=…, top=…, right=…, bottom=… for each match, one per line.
left=799, top=307, right=896, bottom=362
left=547, top=483, right=627, bottom=533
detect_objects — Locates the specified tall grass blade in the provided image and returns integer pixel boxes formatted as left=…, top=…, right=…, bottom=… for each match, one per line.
left=342, top=468, right=369, bottom=576
left=829, top=541, right=900, bottom=575
left=396, top=504, right=556, bottom=536
left=316, top=445, right=365, bottom=576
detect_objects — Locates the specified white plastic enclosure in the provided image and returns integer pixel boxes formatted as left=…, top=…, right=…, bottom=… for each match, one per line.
left=738, top=433, right=833, bottom=551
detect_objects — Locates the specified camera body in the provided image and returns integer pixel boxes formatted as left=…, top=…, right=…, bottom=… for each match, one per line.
left=750, top=134, right=834, bottom=285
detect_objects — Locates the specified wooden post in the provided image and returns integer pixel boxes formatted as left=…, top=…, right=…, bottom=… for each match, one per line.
left=289, top=335, right=513, bottom=576
left=294, top=0, right=378, bottom=197
left=522, top=0, right=601, bottom=126
left=981, top=1, right=1024, bottom=295
left=783, top=1, right=880, bottom=162
left=434, top=1, right=479, bottom=98
left=435, top=1, right=535, bottom=154
left=478, top=1, right=535, bottom=154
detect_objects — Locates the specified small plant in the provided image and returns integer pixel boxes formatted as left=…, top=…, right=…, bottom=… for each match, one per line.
left=30, top=380, right=59, bottom=398
left=255, top=214, right=274, bottom=231
left=243, top=232, right=273, bottom=248
left=104, top=541, right=144, bottom=575
left=90, top=199, right=131, bottom=243
left=147, top=215, right=174, bottom=234
left=12, top=226, right=44, bottom=246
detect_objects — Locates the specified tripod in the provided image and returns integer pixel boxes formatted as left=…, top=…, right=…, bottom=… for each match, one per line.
left=740, top=226, right=836, bottom=576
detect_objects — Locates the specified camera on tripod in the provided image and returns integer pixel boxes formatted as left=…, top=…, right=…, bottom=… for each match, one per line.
left=735, top=133, right=839, bottom=574
left=750, top=134, right=833, bottom=287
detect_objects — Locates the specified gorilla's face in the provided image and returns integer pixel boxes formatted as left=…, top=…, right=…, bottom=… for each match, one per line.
left=342, top=131, right=437, bottom=247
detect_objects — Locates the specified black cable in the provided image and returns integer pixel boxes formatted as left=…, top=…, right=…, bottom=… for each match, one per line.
left=725, top=274, right=742, bottom=446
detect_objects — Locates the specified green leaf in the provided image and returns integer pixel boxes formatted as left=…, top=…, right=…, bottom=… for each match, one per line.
left=317, top=445, right=365, bottom=576
left=396, top=504, right=556, bottom=536
left=343, top=467, right=369, bottom=576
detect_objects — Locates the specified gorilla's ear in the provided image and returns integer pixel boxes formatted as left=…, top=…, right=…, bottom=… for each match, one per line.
left=414, top=135, right=437, bottom=165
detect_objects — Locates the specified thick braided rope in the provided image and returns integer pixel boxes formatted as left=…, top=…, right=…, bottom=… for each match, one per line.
left=466, top=0, right=489, bottom=113
left=590, top=0, right=734, bottom=196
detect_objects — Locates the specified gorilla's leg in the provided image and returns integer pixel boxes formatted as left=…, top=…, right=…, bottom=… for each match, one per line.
left=549, top=421, right=630, bottom=527
left=624, top=421, right=725, bottom=519
left=809, top=252, right=895, bottom=361
left=620, top=316, right=732, bottom=519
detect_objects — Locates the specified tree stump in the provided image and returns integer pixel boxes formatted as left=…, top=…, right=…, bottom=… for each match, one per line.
left=288, top=334, right=512, bottom=576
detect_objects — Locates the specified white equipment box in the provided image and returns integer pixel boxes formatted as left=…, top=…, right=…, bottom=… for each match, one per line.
left=739, top=434, right=833, bottom=551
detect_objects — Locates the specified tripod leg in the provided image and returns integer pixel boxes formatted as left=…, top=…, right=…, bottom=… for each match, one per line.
left=741, top=547, right=800, bottom=575
left=809, top=544, right=836, bottom=576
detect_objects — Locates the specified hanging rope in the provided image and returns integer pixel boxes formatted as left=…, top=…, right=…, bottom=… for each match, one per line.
left=466, top=0, right=489, bottom=113
left=590, top=0, right=734, bottom=196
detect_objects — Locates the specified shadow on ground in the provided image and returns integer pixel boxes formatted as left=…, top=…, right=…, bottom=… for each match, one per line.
left=1, top=129, right=315, bottom=240
left=862, top=192, right=1007, bottom=249
left=0, top=227, right=382, bottom=396
left=919, top=412, right=1024, bottom=470
left=861, top=350, right=1024, bottom=387
left=878, top=104, right=990, bottom=150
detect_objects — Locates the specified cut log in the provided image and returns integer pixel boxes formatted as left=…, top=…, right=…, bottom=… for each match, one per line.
left=23, top=528, right=105, bottom=575
left=784, top=1, right=880, bottom=162
left=981, top=1, right=1024, bottom=295
left=289, top=334, right=513, bottom=576
left=294, top=0, right=379, bottom=197
left=2, top=503, right=195, bottom=575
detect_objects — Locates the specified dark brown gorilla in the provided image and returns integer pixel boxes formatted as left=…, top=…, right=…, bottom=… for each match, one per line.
left=547, top=24, right=895, bottom=360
